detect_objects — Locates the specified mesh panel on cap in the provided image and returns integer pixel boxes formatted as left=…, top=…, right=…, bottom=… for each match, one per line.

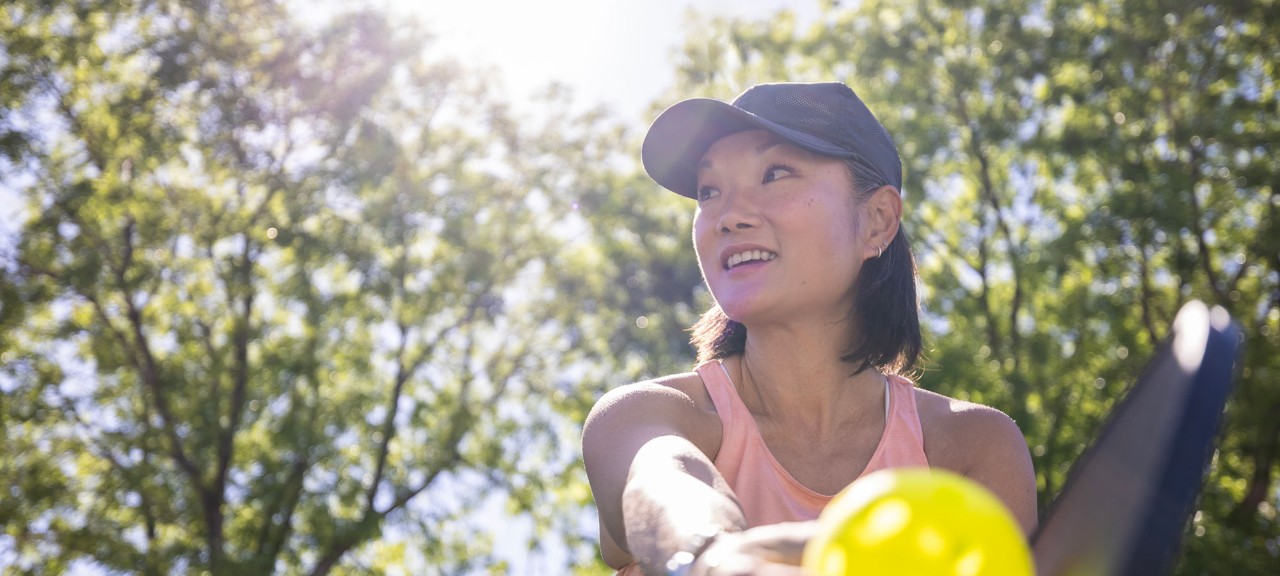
left=775, top=92, right=838, bottom=132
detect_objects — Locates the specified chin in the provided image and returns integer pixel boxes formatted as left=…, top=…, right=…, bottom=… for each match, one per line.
left=713, top=297, right=771, bottom=326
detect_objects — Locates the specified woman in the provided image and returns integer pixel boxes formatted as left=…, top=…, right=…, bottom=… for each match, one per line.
left=582, top=82, right=1036, bottom=575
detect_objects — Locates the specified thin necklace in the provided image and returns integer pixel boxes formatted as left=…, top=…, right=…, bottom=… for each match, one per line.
left=740, top=355, right=767, bottom=416
left=742, top=354, right=885, bottom=424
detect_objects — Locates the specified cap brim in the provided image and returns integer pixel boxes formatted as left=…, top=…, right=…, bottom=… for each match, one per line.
left=641, top=98, right=853, bottom=198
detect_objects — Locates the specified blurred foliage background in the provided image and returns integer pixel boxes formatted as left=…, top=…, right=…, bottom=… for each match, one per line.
left=0, top=0, right=1275, bottom=574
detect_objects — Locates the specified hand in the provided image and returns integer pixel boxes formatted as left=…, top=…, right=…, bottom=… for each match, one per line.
left=690, top=521, right=818, bottom=576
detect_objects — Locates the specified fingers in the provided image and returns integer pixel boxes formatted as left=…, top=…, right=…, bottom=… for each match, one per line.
left=691, top=521, right=819, bottom=575
left=740, top=521, right=817, bottom=564
left=697, top=561, right=805, bottom=576
left=693, top=548, right=805, bottom=576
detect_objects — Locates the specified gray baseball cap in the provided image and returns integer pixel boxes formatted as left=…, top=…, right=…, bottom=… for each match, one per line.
left=642, top=82, right=902, bottom=198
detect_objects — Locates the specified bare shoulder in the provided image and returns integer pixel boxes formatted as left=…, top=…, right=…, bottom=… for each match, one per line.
left=913, top=386, right=1039, bottom=533
left=651, top=370, right=717, bottom=412
left=913, top=387, right=1027, bottom=470
left=584, top=371, right=713, bottom=428
left=583, top=371, right=720, bottom=457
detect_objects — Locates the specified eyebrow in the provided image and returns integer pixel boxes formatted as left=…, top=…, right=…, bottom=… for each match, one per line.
left=696, top=135, right=790, bottom=172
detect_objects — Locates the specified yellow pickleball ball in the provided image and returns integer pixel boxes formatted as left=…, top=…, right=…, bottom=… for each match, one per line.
left=803, top=468, right=1033, bottom=576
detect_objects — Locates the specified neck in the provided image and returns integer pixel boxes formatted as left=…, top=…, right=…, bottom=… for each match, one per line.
left=734, top=319, right=884, bottom=436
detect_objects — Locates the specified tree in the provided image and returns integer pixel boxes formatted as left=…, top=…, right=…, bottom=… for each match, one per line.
left=0, top=0, right=602, bottom=573
left=655, top=0, right=1278, bottom=572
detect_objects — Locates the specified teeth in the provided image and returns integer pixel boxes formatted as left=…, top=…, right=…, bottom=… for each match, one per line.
left=727, top=250, right=777, bottom=269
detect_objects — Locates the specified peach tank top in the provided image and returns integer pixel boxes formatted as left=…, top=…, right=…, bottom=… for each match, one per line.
left=615, top=360, right=928, bottom=575
left=699, top=359, right=929, bottom=526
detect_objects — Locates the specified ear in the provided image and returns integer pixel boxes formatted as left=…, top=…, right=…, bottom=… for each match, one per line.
left=862, top=185, right=902, bottom=260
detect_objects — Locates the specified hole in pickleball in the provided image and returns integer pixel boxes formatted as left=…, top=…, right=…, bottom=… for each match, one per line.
left=855, top=498, right=911, bottom=546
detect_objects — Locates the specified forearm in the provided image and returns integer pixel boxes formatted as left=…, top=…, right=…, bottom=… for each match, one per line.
left=621, top=436, right=747, bottom=575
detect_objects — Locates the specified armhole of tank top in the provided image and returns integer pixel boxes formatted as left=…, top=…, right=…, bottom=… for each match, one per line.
left=716, top=360, right=734, bottom=428
left=883, top=375, right=891, bottom=421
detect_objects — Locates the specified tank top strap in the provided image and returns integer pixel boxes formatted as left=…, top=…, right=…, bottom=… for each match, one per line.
left=887, top=373, right=926, bottom=447
left=861, top=373, right=929, bottom=472
left=695, top=359, right=738, bottom=428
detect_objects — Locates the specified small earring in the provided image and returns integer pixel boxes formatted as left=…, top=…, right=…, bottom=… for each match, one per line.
left=877, top=240, right=887, bottom=258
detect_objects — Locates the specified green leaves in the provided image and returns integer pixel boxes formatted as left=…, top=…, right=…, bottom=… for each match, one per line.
left=1, top=0, right=616, bottom=573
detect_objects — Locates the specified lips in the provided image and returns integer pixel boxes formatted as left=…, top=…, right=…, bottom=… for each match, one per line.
left=721, top=246, right=778, bottom=270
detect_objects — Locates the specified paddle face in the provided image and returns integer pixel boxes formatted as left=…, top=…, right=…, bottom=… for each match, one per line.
left=804, top=468, right=1033, bottom=576
left=1031, top=301, right=1242, bottom=576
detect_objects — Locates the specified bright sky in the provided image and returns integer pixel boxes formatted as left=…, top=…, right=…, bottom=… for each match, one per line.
left=384, top=0, right=824, bottom=124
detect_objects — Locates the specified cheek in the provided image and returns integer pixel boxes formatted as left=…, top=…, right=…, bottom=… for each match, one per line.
left=848, top=199, right=866, bottom=237
left=821, top=189, right=862, bottom=241
left=799, top=197, right=861, bottom=262
left=692, top=213, right=715, bottom=271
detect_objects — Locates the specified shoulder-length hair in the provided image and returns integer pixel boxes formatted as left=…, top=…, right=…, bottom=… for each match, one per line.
left=689, top=158, right=922, bottom=375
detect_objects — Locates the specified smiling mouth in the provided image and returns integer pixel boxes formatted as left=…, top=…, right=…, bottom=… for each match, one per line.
left=726, top=250, right=778, bottom=270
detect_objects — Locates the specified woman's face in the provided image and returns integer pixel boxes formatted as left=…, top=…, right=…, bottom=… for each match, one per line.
left=692, top=129, right=867, bottom=327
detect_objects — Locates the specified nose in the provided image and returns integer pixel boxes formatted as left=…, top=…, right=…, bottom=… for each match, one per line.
left=716, top=191, right=762, bottom=235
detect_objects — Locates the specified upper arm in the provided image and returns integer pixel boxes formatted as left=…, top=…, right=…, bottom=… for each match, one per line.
left=918, top=390, right=1038, bottom=535
left=581, top=380, right=721, bottom=567
left=957, top=409, right=1038, bottom=534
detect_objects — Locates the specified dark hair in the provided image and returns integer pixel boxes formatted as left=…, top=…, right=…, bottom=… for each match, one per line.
left=689, top=158, right=922, bottom=375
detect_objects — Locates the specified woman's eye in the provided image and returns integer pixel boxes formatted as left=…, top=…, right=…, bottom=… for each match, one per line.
left=696, top=185, right=720, bottom=201
left=762, top=164, right=793, bottom=183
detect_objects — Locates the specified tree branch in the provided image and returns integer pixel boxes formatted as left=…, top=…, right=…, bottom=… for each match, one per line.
left=64, top=401, right=161, bottom=552
left=364, top=238, right=417, bottom=512
left=1137, top=241, right=1161, bottom=345
left=308, top=305, right=486, bottom=576
left=1184, top=145, right=1229, bottom=304
left=254, top=332, right=323, bottom=569
left=209, top=233, right=259, bottom=569
left=954, top=87, right=1026, bottom=371
left=1231, top=407, right=1280, bottom=525
left=111, top=218, right=213, bottom=540
left=364, top=322, right=412, bottom=511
